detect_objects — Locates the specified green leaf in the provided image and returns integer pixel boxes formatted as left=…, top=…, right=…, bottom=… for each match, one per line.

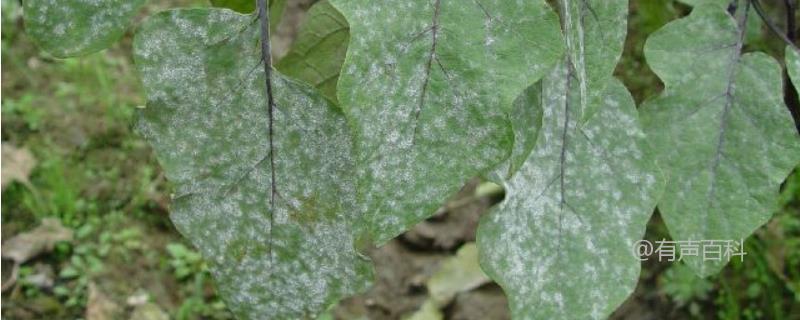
left=23, top=0, right=146, bottom=57
left=640, top=4, right=800, bottom=276
left=786, top=46, right=800, bottom=89
left=330, top=0, right=564, bottom=243
left=675, top=0, right=764, bottom=47
left=478, top=64, right=663, bottom=319
left=166, top=243, right=190, bottom=258
left=676, top=0, right=730, bottom=6
left=275, top=0, right=349, bottom=104
left=210, top=0, right=254, bottom=12
left=210, top=0, right=287, bottom=29
left=134, top=9, right=372, bottom=319
left=497, top=83, right=544, bottom=179
left=59, top=266, right=80, bottom=279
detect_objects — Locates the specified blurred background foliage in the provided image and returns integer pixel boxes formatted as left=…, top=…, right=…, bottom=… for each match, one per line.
left=1, top=0, right=799, bottom=319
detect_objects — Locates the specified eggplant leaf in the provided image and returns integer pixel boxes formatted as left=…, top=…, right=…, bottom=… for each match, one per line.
left=478, top=1, right=665, bottom=319
left=479, top=64, right=663, bottom=320
left=786, top=46, right=800, bottom=90
left=276, top=0, right=348, bottom=104
left=640, top=4, right=800, bottom=276
left=210, top=0, right=287, bottom=27
left=330, top=0, right=564, bottom=243
left=134, top=9, right=373, bottom=319
left=23, top=0, right=146, bottom=57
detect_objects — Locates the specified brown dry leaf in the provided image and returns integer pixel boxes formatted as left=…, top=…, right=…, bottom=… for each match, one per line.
left=406, top=243, right=491, bottom=320
left=1, top=218, right=73, bottom=263
left=426, top=243, right=489, bottom=305
left=86, top=282, right=122, bottom=320
left=1, top=143, right=36, bottom=191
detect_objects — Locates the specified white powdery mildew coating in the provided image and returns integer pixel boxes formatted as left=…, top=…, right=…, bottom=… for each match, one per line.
left=498, top=0, right=629, bottom=180
left=330, top=0, right=564, bottom=243
left=133, top=9, right=372, bottom=319
left=478, top=63, right=662, bottom=320
left=640, top=4, right=800, bottom=276
left=23, top=0, right=145, bottom=57
left=560, top=0, right=628, bottom=122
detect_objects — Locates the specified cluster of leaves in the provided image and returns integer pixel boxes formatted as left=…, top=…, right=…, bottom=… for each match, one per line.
left=20, top=0, right=800, bottom=319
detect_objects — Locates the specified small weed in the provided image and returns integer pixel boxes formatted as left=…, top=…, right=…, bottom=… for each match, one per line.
left=660, top=263, right=713, bottom=317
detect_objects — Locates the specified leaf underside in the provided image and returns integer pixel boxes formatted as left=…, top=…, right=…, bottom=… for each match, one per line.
left=676, top=0, right=730, bottom=6
left=330, top=0, right=565, bottom=244
left=23, top=0, right=146, bottom=57
left=495, top=83, right=544, bottom=180
left=133, top=9, right=372, bottom=319
left=640, top=4, right=800, bottom=276
left=210, top=0, right=287, bottom=31
left=210, top=0, right=255, bottom=13
left=786, top=46, right=800, bottom=90
left=275, top=0, right=349, bottom=104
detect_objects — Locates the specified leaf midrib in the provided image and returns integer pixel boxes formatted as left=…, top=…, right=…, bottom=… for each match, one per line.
left=257, top=0, right=277, bottom=269
left=705, top=4, right=750, bottom=239
left=411, top=0, right=442, bottom=142
left=561, top=0, right=590, bottom=120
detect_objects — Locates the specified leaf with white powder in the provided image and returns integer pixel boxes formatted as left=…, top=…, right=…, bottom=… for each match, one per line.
left=134, top=9, right=372, bottom=319
left=478, top=64, right=663, bottom=320
left=640, top=4, right=800, bottom=276
left=559, top=0, right=629, bottom=122
left=498, top=0, right=629, bottom=179
left=478, top=1, right=664, bottom=318
left=330, top=0, right=564, bottom=244
left=23, top=0, right=146, bottom=57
